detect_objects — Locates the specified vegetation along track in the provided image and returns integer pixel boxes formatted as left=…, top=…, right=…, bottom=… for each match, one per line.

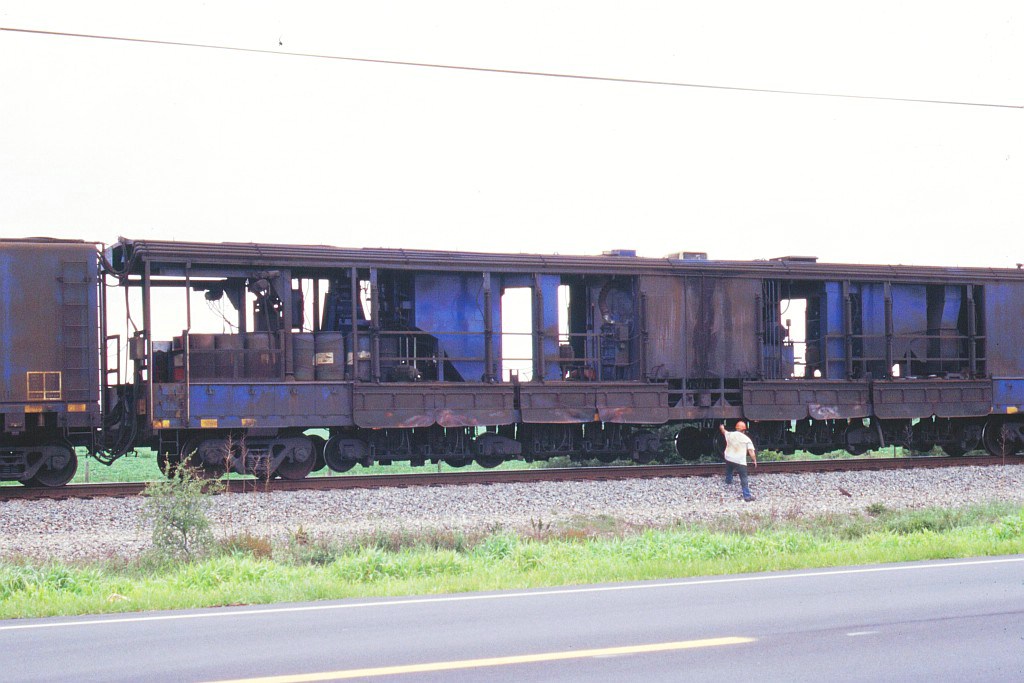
left=3, top=454, right=1021, bottom=502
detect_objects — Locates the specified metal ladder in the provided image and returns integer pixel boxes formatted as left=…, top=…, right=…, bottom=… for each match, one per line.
left=60, top=260, right=93, bottom=402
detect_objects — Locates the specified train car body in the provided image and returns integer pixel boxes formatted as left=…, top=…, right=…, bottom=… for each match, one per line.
left=0, top=238, right=100, bottom=485
left=3, top=236, right=1023, bottom=486
left=100, top=239, right=1024, bottom=481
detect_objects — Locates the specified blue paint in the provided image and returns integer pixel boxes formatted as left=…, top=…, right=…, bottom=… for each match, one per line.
left=984, top=283, right=1024, bottom=376
left=824, top=281, right=845, bottom=379
left=890, top=284, right=928, bottom=364
left=993, top=378, right=1024, bottom=412
left=173, top=383, right=354, bottom=428
left=415, top=272, right=488, bottom=381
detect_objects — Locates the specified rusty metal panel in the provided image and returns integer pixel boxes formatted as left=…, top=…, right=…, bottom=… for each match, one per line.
left=684, top=277, right=760, bottom=379
left=743, top=380, right=871, bottom=420
left=0, top=240, right=99, bottom=409
left=354, top=384, right=516, bottom=428
left=521, top=382, right=668, bottom=424
left=985, top=283, right=1024, bottom=377
left=595, top=384, right=670, bottom=424
left=872, top=380, right=992, bottom=418
left=668, top=405, right=745, bottom=420
left=639, top=275, right=686, bottom=379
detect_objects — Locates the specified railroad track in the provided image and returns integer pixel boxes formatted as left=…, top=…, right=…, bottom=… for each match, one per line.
left=2, top=454, right=1021, bottom=502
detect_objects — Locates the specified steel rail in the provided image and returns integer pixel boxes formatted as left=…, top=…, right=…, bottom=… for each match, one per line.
left=1, top=454, right=1020, bottom=502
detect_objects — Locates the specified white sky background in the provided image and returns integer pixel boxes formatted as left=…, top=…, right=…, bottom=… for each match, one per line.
left=1, top=1, right=1021, bottom=267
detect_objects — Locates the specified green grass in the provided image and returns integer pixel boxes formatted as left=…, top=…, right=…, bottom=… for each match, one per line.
left=2, top=502, right=1021, bottom=620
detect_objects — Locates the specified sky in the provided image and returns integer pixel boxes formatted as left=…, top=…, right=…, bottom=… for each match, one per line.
left=1, top=1, right=1021, bottom=267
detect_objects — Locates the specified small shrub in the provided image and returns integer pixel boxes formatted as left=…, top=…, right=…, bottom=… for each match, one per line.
left=865, top=502, right=889, bottom=517
left=221, top=532, right=274, bottom=559
left=141, top=467, right=222, bottom=562
left=527, top=517, right=552, bottom=540
left=292, top=526, right=310, bottom=546
left=755, top=450, right=787, bottom=463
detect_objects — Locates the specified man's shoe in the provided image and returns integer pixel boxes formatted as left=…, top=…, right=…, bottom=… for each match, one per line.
left=743, top=495, right=755, bottom=502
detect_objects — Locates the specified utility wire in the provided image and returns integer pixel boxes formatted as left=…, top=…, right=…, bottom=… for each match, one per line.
left=2, top=25, right=1021, bottom=110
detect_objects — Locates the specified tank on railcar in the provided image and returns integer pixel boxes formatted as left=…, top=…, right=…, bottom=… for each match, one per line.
left=0, top=238, right=101, bottom=486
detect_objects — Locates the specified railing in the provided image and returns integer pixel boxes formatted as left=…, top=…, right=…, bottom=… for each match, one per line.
left=163, top=326, right=646, bottom=384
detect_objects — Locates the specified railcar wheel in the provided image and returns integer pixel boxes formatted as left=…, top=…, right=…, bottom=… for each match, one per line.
left=779, top=431, right=797, bottom=456
left=674, top=426, right=706, bottom=462
left=797, top=421, right=835, bottom=456
left=25, top=444, right=78, bottom=487
left=309, top=434, right=327, bottom=472
left=475, top=456, right=503, bottom=468
left=940, top=422, right=981, bottom=457
left=178, top=436, right=221, bottom=478
left=323, top=435, right=361, bottom=473
left=982, top=420, right=1014, bottom=457
left=910, top=421, right=936, bottom=455
left=844, top=425, right=878, bottom=456
left=274, top=437, right=317, bottom=480
left=595, top=452, right=619, bottom=464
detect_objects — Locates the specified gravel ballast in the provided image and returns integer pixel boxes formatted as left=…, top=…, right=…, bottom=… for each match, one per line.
left=2, top=465, right=1023, bottom=562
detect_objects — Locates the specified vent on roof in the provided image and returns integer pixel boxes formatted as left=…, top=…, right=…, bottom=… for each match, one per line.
left=770, top=255, right=818, bottom=263
left=666, top=251, right=708, bottom=261
left=602, top=249, right=637, bottom=257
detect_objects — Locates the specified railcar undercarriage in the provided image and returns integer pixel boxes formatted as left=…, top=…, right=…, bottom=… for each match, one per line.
left=158, top=414, right=1024, bottom=482
left=673, top=416, right=1021, bottom=460
left=160, top=422, right=670, bottom=478
left=0, top=436, right=79, bottom=487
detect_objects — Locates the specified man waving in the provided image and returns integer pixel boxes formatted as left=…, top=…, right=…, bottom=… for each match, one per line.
left=720, top=421, right=757, bottom=502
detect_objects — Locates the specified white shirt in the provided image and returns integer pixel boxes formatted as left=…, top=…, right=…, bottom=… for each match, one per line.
left=723, top=431, right=755, bottom=465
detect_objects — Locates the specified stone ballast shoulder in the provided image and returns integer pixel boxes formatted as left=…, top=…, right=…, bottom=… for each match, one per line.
left=2, top=465, right=1022, bottom=562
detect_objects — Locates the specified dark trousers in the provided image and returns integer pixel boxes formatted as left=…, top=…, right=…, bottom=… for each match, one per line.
left=724, top=461, right=751, bottom=497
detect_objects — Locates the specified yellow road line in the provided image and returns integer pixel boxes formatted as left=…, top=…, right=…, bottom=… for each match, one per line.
left=210, top=637, right=755, bottom=682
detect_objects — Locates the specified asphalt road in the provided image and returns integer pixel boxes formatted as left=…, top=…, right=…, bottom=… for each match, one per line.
left=3, top=556, right=1023, bottom=682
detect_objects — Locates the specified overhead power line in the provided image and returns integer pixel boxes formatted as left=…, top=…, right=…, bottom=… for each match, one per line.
left=2, top=25, right=1021, bottom=110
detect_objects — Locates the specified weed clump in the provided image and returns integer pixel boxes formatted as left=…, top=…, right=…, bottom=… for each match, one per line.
left=865, top=502, right=890, bottom=517
left=221, top=532, right=274, bottom=560
left=990, top=508, right=1024, bottom=541
left=141, top=468, right=222, bottom=563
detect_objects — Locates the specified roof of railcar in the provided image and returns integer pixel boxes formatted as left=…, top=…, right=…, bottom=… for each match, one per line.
left=0, top=237, right=92, bottom=245
left=110, top=237, right=1024, bottom=283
